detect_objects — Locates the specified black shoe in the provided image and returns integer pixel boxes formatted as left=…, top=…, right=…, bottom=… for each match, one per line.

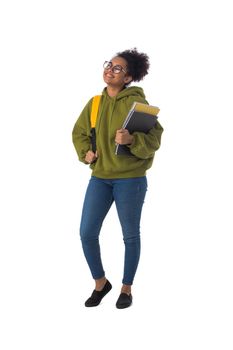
left=116, top=293, right=133, bottom=309
left=85, top=280, right=112, bottom=307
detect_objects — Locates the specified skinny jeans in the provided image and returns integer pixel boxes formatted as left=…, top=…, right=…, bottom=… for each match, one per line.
left=80, top=176, right=147, bottom=285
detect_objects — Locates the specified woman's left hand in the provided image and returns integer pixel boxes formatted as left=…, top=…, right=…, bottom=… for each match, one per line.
left=115, top=129, right=134, bottom=145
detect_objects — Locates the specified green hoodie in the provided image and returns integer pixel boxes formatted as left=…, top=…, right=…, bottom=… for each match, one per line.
left=72, top=86, right=163, bottom=179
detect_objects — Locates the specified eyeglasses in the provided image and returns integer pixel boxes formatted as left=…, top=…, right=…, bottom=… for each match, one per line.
left=103, top=61, right=127, bottom=74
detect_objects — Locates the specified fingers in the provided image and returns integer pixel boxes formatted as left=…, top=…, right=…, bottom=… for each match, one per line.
left=116, top=128, right=128, bottom=134
left=115, top=129, right=131, bottom=145
left=85, top=150, right=98, bottom=164
left=115, top=130, right=123, bottom=144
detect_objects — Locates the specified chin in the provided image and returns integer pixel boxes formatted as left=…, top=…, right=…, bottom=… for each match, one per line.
left=103, top=78, right=114, bottom=86
left=103, top=76, right=109, bottom=84
left=104, top=74, right=112, bottom=81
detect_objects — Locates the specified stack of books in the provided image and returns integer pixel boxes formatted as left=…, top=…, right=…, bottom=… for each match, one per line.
left=115, top=102, right=160, bottom=155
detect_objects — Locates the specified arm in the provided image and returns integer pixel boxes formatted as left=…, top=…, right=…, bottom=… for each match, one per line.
left=128, top=120, right=164, bottom=159
left=72, top=98, right=93, bottom=163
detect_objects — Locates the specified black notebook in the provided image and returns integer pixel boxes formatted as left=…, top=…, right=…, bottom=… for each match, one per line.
left=115, top=102, right=160, bottom=155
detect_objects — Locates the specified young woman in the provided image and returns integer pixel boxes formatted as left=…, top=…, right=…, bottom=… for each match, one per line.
left=72, top=48, right=164, bottom=309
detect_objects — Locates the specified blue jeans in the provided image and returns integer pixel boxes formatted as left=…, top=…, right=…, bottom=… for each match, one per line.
left=80, top=176, right=147, bottom=285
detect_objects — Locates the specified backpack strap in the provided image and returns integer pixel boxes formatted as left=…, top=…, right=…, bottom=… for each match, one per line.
left=90, top=95, right=101, bottom=128
left=90, top=95, right=101, bottom=153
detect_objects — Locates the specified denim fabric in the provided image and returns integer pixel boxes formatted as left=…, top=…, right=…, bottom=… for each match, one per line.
left=80, top=176, right=147, bottom=285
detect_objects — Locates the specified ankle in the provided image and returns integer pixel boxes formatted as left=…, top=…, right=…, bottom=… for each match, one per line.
left=121, top=284, right=131, bottom=295
left=95, top=277, right=107, bottom=291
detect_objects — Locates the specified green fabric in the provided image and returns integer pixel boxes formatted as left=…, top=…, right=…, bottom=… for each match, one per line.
left=72, top=86, right=164, bottom=179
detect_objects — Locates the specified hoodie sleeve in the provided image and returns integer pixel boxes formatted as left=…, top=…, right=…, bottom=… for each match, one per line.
left=128, top=120, right=164, bottom=159
left=72, top=98, right=92, bottom=163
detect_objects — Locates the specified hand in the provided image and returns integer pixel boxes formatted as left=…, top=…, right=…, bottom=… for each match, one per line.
left=115, top=129, right=134, bottom=145
left=85, top=150, right=98, bottom=164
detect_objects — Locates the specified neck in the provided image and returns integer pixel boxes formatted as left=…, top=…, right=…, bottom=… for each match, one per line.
left=106, top=85, right=125, bottom=97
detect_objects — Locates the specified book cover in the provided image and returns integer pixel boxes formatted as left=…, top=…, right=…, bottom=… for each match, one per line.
left=115, top=102, right=160, bottom=156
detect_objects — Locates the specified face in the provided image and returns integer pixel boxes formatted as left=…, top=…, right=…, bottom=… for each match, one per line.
left=103, top=56, right=132, bottom=88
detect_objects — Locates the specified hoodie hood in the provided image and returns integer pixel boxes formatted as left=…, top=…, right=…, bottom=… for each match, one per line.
left=102, top=86, right=146, bottom=101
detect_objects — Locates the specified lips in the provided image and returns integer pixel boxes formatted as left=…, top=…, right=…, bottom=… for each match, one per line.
left=105, top=73, right=114, bottom=78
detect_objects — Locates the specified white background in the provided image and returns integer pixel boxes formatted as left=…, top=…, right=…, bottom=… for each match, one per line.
left=0, top=0, right=232, bottom=349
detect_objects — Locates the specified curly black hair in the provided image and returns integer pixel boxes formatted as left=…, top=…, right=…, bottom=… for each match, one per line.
left=116, top=48, right=150, bottom=82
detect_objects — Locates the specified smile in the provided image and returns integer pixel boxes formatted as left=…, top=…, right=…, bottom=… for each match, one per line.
left=104, top=71, right=114, bottom=76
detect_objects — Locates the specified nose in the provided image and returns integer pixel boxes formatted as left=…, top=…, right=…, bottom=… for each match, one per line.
left=105, top=66, right=114, bottom=73
left=105, top=68, right=114, bottom=75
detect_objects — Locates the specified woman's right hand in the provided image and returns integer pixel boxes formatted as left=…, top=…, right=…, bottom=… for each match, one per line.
left=85, top=150, right=98, bottom=164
